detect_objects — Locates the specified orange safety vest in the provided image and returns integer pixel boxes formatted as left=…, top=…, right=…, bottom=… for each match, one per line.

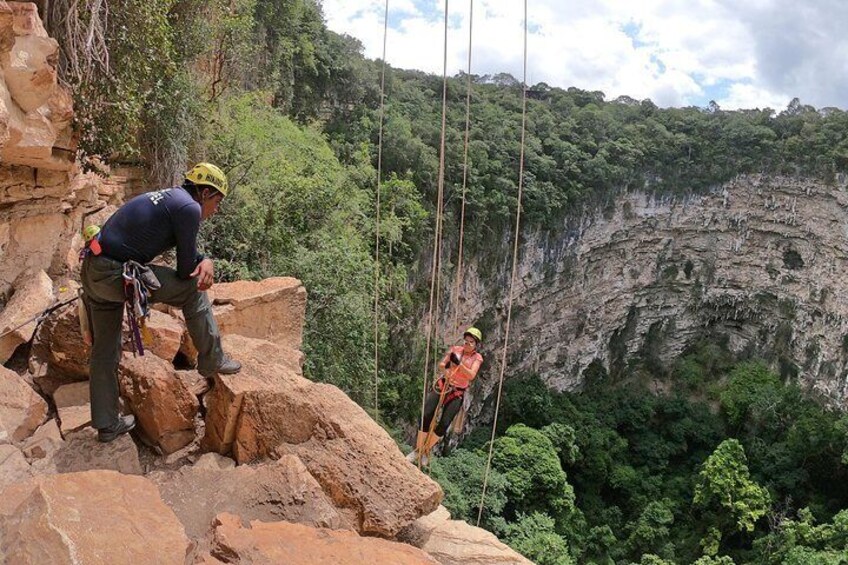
left=440, top=345, right=483, bottom=390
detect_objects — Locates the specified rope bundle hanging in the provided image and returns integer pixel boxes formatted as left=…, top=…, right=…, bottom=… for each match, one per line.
left=477, top=0, right=530, bottom=526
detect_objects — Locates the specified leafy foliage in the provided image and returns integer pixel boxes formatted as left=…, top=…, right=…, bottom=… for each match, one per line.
left=200, top=94, right=425, bottom=409
left=433, top=343, right=848, bottom=563
left=694, top=440, right=771, bottom=541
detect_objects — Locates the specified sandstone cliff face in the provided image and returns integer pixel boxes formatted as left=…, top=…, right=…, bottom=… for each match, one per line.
left=449, top=175, right=848, bottom=419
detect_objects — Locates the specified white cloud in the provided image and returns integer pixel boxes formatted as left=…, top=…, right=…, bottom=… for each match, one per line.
left=321, top=0, right=848, bottom=110
left=717, top=83, right=790, bottom=112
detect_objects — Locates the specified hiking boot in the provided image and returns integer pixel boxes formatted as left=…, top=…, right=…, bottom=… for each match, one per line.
left=200, top=356, right=242, bottom=378
left=98, top=415, right=136, bottom=443
left=218, top=356, right=241, bottom=375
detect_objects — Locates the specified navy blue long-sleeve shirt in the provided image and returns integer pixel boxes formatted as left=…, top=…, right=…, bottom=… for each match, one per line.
left=99, top=187, right=203, bottom=279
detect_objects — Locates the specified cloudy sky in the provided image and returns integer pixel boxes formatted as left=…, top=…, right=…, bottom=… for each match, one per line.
left=321, top=0, right=848, bottom=111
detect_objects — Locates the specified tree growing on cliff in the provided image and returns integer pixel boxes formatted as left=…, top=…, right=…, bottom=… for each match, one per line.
left=694, top=439, right=770, bottom=554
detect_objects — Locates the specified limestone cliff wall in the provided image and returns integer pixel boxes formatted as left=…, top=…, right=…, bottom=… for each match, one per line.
left=448, top=175, right=848, bottom=417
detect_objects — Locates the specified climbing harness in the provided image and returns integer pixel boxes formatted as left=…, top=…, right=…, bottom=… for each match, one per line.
left=416, top=351, right=468, bottom=469
left=416, top=365, right=451, bottom=469
left=121, top=260, right=161, bottom=356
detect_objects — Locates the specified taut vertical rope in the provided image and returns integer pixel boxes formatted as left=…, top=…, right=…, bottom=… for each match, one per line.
left=420, top=0, right=452, bottom=434
left=373, top=0, right=390, bottom=423
left=450, top=0, right=475, bottom=336
left=477, top=0, right=529, bottom=527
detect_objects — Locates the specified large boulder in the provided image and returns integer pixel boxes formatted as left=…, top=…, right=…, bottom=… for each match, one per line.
left=0, top=365, right=47, bottom=444
left=28, top=300, right=87, bottom=384
left=0, top=471, right=190, bottom=563
left=209, top=277, right=306, bottom=352
left=209, top=512, right=438, bottom=565
left=399, top=506, right=533, bottom=565
left=0, top=210, right=72, bottom=299
left=203, top=334, right=442, bottom=537
left=151, top=454, right=349, bottom=538
left=118, top=352, right=198, bottom=454
left=0, top=269, right=54, bottom=362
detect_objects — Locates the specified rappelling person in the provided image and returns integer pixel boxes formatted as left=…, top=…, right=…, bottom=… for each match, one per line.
left=80, top=162, right=242, bottom=442
left=408, top=327, right=484, bottom=465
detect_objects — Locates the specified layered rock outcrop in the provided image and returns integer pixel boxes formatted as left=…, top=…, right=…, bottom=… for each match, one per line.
left=448, top=176, right=848, bottom=418
left=0, top=1, right=74, bottom=170
left=0, top=1, right=86, bottom=298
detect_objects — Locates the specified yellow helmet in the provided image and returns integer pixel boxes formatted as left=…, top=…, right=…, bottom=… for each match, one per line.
left=185, top=162, right=228, bottom=197
left=464, top=327, right=482, bottom=344
left=82, top=225, right=101, bottom=241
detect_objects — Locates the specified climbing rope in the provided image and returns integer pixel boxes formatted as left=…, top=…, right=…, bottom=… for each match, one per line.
left=0, top=295, right=79, bottom=341
left=450, top=0, right=475, bottom=337
left=373, top=0, right=390, bottom=423
left=477, top=0, right=529, bottom=527
left=419, top=0, right=452, bottom=435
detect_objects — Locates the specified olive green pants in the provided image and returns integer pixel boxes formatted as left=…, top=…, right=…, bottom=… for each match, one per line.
left=80, top=255, right=223, bottom=429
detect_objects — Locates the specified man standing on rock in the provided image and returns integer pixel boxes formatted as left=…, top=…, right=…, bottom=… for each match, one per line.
left=80, top=162, right=241, bottom=443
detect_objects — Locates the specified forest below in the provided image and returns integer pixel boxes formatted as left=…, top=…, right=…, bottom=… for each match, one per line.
left=42, top=0, right=848, bottom=562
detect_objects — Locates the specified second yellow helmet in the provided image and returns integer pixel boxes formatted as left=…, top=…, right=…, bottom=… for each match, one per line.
left=464, top=327, right=482, bottom=343
left=185, top=162, right=228, bottom=197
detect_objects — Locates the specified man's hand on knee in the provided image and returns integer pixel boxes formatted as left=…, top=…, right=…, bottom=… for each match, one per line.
left=191, top=258, right=215, bottom=291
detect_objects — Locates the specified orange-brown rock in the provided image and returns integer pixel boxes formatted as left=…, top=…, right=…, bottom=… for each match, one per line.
left=0, top=210, right=71, bottom=299
left=0, top=470, right=190, bottom=563
left=145, top=308, right=185, bottom=362
left=20, top=418, right=61, bottom=461
left=48, top=427, right=142, bottom=475
left=0, top=269, right=54, bottom=362
left=0, top=365, right=47, bottom=443
left=209, top=277, right=306, bottom=352
left=52, top=381, right=91, bottom=435
left=28, top=301, right=87, bottom=382
left=203, top=334, right=442, bottom=537
left=209, top=512, right=438, bottom=564
left=118, top=352, right=198, bottom=454
left=400, top=506, right=533, bottom=565
left=0, top=1, right=75, bottom=170
left=0, top=443, right=31, bottom=489
left=151, top=454, right=349, bottom=538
